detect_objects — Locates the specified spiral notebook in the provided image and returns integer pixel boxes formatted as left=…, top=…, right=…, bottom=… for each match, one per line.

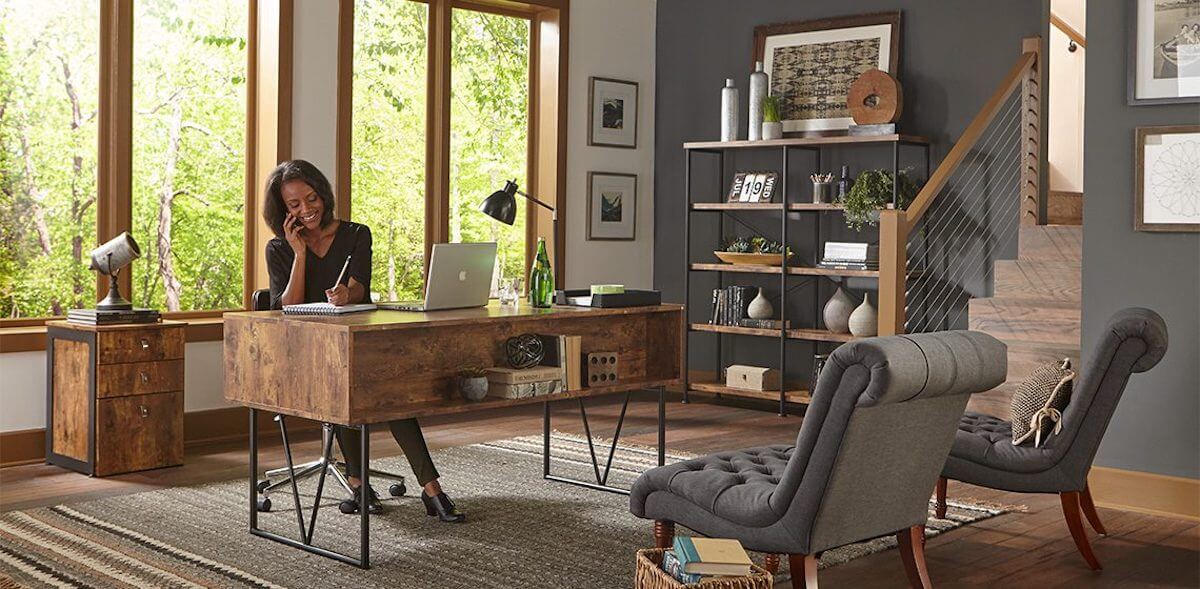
left=282, top=303, right=377, bottom=316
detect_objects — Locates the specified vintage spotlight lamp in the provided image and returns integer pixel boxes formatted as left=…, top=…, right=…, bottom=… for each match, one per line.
left=89, top=232, right=141, bottom=310
left=479, top=179, right=558, bottom=253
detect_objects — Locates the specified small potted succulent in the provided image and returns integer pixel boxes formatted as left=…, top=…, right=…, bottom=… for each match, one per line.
left=715, top=235, right=793, bottom=266
left=458, top=366, right=489, bottom=401
left=761, top=95, right=783, bottom=140
left=839, top=168, right=920, bottom=231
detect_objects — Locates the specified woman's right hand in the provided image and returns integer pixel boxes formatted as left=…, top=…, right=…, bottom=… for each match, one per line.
left=284, top=213, right=305, bottom=254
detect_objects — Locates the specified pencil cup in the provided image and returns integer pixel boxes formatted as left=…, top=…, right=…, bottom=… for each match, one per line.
left=812, top=182, right=832, bottom=204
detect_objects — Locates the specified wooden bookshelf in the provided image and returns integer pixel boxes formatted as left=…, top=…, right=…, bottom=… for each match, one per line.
left=689, top=323, right=857, bottom=343
left=690, top=263, right=879, bottom=278
left=688, top=380, right=811, bottom=405
left=690, top=202, right=845, bottom=211
left=684, top=134, right=931, bottom=150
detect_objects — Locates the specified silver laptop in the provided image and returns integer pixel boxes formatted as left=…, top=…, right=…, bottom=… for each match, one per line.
left=378, top=242, right=497, bottom=312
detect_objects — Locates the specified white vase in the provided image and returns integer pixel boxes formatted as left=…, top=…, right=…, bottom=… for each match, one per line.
left=848, top=293, right=878, bottom=337
left=748, top=61, right=767, bottom=141
left=720, top=78, right=738, bottom=141
left=747, top=287, right=773, bottom=320
left=823, top=286, right=855, bottom=334
left=762, top=121, right=783, bottom=140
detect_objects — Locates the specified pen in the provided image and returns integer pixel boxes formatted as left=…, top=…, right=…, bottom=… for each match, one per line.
left=332, top=254, right=352, bottom=291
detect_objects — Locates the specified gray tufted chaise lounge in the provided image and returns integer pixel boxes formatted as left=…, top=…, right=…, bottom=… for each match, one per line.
left=630, top=331, right=1007, bottom=588
left=938, top=307, right=1169, bottom=571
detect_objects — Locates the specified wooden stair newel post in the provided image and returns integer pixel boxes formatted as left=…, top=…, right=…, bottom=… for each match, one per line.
left=878, top=209, right=908, bottom=336
left=1020, top=36, right=1043, bottom=226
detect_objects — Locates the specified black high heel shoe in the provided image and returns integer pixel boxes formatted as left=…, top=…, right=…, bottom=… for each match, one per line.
left=340, top=485, right=384, bottom=515
left=421, top=491, right=466, bottom=523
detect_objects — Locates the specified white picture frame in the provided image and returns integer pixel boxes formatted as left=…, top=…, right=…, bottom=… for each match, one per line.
left=587, top=172, right=637, bottom=240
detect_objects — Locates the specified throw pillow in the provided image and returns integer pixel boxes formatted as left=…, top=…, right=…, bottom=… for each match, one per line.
left=1011, top=358, right=1075, bottom=447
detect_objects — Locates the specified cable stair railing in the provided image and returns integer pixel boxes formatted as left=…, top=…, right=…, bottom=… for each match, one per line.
left=877, top=37, right=1042, bottom=335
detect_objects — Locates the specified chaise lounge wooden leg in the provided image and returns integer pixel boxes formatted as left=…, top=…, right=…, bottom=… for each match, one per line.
left=1061, top=491, right=1103, bottom=570
left=934, top=477, right=948, bottom=519
left=653, top=520, right=675, bottom=549
left=763, top=553, right=780, bottom=574
left=1080, top=484, right=1108, bottom=535
left=788, top=554, right=818, bottom=588
left=897, top=525, right=932, bottom=588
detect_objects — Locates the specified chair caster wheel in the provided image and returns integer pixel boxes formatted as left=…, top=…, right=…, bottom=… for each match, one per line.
left=256, top=497, right=272, bottom=512
left=389, top=483, right=406, bottom=497
left=339, top=499, right=358, bottom=514
left=256, top=479, right=271, bottom=493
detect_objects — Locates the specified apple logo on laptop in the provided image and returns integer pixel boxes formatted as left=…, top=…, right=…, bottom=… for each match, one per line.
left=459, top=270, right=468, bottom=282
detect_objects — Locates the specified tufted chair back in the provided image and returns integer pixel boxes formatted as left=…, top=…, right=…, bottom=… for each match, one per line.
left=772, top=331, right=1007, bottom=554
left=1036, top=308, right=1167, bottom=488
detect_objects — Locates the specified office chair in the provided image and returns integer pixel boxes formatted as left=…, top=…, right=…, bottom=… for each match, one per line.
left=250, top=289, right=408, bottom=514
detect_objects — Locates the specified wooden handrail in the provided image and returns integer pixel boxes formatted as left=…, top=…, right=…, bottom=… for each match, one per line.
left=1050, top=13, right=1086, bottom=49
left=904, top=51, right=1037, bottom=229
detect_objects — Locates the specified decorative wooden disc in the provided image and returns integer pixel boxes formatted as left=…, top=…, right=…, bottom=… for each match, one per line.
left=847, top=69, right=903, bottom=125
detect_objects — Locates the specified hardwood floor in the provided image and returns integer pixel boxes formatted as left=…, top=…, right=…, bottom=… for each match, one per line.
left=2, top=393, right=1197, bottom=588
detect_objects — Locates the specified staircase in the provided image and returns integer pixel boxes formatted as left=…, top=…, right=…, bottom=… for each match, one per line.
left=967, top=222, right=1082, bottom=418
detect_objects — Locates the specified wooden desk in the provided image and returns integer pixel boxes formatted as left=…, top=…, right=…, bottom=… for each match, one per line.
left=223, top=302, right=684, bottom=567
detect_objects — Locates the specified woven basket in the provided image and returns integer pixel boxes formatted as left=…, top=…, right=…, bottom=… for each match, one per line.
left=634, top=548, right=773, bottom=589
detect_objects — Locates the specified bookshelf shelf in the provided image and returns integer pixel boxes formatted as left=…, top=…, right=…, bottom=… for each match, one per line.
left=684, top=134, right=931, bottom=150
left=689, top=381, right=812, bottom=405
left=689, top=263, right=879, bottom=278
left=691, top=202, right=845, bottom=212
left=689, top=323, right=857, bottom=343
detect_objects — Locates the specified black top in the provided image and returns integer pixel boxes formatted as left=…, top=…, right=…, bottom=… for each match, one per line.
left=265, top=220, right=373, bottom=309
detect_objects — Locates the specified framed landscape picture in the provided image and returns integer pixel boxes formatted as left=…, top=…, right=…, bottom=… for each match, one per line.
left=588, top=77, right=639, bottom=148
left=1129, top=0, right=1200, bottom=105
left=754, top=12, right=900, bottom=134
left=587, top=172, right=637, bottom=240
left=1135, top=125, right=1200, bottom=232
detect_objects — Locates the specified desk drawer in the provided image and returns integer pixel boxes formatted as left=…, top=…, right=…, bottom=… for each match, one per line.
left=94, top=391, right=183, bottom=476
left=98, top=327, right=184, bottom=364
left=96, top=360, right=184, bottom=398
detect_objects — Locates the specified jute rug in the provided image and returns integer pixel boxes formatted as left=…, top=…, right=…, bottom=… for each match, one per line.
left=0, top=434, right=1010, bottom=588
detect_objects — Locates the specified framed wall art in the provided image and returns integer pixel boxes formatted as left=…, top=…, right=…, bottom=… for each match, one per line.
left=1135, top=125, right=1200, bottom=232
left=587, top=172, right=637, bottom=240
left=588, top=77, right=639, bottom=148
left=1129, top=0, right=1200, bottom=105
left=754, top=12, right=900, bottom=134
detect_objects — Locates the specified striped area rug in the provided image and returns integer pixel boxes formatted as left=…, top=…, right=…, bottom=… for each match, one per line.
left=0, top=434, right=1010, bottom=588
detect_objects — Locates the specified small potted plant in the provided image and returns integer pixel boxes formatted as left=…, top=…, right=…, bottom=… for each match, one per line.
left=458, top=366, right=489, bottom=401
left=715, top=235, right=792, bottom=266
left=761, top=95, right=783, bottom=140
left=839, top=168, right=920, bottom=231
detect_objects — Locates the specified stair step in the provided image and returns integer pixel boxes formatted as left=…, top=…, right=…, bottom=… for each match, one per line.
left=1047, top=191, right=1083, bottom=225
left=968, top=297, right=1080, bottom=347
left=994, top=260, right=1081, bottom=301
left=1018, top=224, right=1082, bottom=262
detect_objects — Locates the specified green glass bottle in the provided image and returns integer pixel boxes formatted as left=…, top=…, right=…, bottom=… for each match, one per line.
left=529, top=237, right=554, bottom=308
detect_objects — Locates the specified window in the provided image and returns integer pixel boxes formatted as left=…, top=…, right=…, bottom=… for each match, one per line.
left=449, top=8, right=530, bottom=291
left=130, top=0, right=247, bottom=312
left=350, top=0, right=428, bottom=302
left=0, top=1, right=100, bottom=318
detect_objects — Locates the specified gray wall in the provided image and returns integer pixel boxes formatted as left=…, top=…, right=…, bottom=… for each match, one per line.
left=654, top=1, right=1042, bottom=380
left=1083, top=2, right=1199, bottom=479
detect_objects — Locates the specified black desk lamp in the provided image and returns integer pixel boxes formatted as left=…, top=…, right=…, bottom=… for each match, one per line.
left=480, top=179, right=557, bottom=227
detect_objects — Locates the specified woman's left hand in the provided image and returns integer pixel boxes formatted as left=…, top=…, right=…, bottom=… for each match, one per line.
left=326, top=284, right=350, bottom=306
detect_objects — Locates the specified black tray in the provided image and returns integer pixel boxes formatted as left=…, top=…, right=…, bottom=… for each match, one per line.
left=555, top=289, right=662, bottom=308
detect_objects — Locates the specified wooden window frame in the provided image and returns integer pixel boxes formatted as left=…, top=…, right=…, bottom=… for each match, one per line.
left=0, top=0, right=261, bottom=351
left=338, top=0, right=568, bottom=284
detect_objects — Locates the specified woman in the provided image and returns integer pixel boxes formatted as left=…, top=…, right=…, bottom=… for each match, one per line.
left=262, top=159, right=465, bottom=522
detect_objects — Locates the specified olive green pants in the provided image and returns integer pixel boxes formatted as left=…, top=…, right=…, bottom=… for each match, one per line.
left=334, top=418, right=440, bottom=487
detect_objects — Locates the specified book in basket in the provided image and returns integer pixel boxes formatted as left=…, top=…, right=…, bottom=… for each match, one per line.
left=672, top=537, right=752, bottom=576
left=660, top=550, right=703, bottom=584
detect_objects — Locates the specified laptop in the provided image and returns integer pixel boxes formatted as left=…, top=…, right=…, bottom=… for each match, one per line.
left=378, top=242, right=497, bottom=312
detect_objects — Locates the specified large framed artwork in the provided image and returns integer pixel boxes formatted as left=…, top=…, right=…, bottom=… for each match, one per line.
left=1129, top=0, right=1200, bottom=105
left=1135, top=125, right=1200, bottom=232
left=588, top=77, right=639, bottom=148
left=754, top=12, right=900, bottom=134
left=587, top=172, right=637, bottom=240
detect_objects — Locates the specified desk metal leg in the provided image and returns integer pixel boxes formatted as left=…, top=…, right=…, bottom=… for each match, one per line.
left=247, top=414, right=370, bottom=569
left=543, top=387, right=667, bottom=495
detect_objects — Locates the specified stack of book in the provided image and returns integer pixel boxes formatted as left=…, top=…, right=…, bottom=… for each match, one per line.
left=66, top=308, right=160, bottom=326
left=484, top=366, right=562, bottom=399
left=818, top=241, right=879, bottom=270
left=661, top=537, right=754, bottom=584
left=538, top=334, right=582, bottom=391
left=709, top=286, right=790, bottom=330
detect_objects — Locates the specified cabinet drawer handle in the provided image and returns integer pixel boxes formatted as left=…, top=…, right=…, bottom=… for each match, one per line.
left=139, top=371, right=149, bottom=383
left=140, top=338, right=150, bottom=350
left=139, top=405, right=150, bottom=418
